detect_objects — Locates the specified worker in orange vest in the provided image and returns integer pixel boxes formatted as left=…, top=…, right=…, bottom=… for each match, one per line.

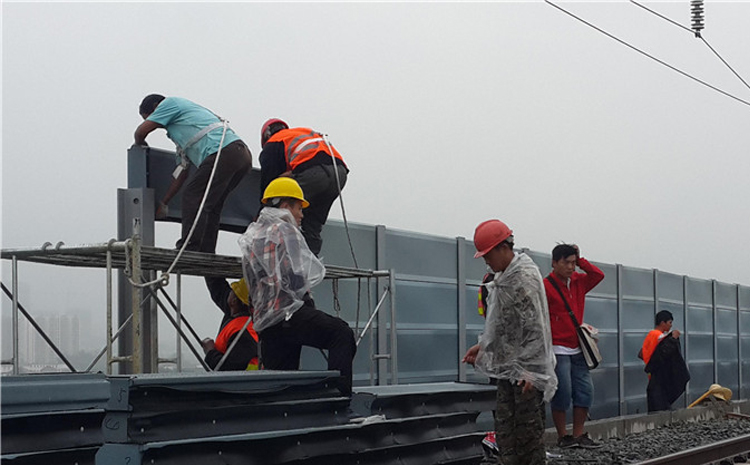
left=201, top=277, right=259, bottom=371
left=259, top=119, right=349, bottom=256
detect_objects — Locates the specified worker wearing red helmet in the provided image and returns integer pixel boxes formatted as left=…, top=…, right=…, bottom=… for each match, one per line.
left=258, top=118, right=349, bottom=256
left=462, top=219, right=556, bottom=465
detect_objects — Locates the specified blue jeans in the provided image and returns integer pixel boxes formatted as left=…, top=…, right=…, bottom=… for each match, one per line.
left=550, top=353, right=594, bottom=411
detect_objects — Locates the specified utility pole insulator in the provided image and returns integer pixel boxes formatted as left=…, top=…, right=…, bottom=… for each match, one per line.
left=690, top=0, right=705, bottom=38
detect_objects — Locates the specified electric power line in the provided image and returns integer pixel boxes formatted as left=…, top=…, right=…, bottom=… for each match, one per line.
left=630, top=0, right=750, bottom=93
left=544, top=0, right=750, bottom=108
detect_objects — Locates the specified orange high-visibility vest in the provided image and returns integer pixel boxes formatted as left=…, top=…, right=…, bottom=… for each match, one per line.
left=267, top=127, right=344, bottom=171
left=215, top=316, right=259, bottom=370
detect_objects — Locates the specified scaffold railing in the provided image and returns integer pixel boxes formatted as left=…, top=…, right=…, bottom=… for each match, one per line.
left=1, top=238, right=396, bottom=381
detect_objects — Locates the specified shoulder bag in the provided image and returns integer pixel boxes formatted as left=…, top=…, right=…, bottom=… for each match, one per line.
left=547, top=275, right=602, bottom=370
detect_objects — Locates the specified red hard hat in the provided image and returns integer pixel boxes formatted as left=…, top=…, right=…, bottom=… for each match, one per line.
left=261, top=118, right=288, bottom=147
left=473, top=220, right=513, bottom=258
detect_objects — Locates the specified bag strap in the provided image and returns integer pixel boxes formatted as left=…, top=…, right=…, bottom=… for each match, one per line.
left=546, top=275, right=582, bottom=329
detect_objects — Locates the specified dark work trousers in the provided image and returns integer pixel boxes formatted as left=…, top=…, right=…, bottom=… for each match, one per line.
left=495, top=380, right=546, bottom=465
left=292, top=163, right=348, bottom=256
left=259, top=303, right=356, bottom=396
left=178, top=140, right=252, bottom=253
left=647, top=376, right=673, bottom=412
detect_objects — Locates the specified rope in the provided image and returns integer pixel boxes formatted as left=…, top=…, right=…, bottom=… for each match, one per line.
left=321, top=134, right=359, bottom=268
left=127, top=120, right=230, bottom=289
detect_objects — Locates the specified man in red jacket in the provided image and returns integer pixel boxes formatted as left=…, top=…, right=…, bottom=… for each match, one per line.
left=544, top=244, right=604, bottom=449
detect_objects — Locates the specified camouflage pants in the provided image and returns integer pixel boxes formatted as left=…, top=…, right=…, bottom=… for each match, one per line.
left=494, top=379, right=546, bottom=465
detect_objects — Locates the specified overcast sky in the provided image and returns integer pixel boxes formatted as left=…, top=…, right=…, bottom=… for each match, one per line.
left=2, top=2, right=749, bottom=354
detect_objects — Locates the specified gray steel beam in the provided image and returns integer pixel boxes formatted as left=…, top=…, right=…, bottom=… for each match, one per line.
left=117, top=188, right=156, bottom=374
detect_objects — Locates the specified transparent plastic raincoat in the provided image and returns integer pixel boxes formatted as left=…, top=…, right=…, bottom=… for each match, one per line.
left=238, top=207, right=325, bottom=333
left=475, top=253, right=558, bottom=402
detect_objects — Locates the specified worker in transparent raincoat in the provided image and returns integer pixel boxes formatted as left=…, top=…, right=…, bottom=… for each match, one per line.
left=238, top=177, right=356, bottom=395
left=463, top=220, right=557, bottom=465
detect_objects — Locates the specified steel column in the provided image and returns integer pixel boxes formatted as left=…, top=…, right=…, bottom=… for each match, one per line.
left=738, top=285, right=743, bottom=400
left=712, top=279, right=718, bottom=383
left=12, top=256, right=19, bottom=374
left=106, top=248, right=113, bottom=374
left=176, top=272, right=182, bottom=372
left=117, top=188, right=156, bottom=374
left=389, top=268, right=398, bottom=385
left=375, top=225, right=388, bottom=385
left=683, top=275, right=690, bottom=407
left=456, top=237, right=467, bottom=382
left=616, top=264, right=624, bottom=415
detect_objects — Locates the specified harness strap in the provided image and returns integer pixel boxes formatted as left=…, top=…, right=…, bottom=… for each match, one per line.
left=177, top=120, right=227, bottom=166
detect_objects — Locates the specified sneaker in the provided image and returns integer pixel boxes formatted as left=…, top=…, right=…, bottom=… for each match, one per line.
left=557, top=435, right=578, bottom=449
left=575, top=432, right=603, bottom=449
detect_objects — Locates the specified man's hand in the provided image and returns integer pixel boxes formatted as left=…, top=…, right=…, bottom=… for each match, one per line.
left=672, top=329, right=681, bottom=339
left=155, top=202, right=168, bottom=220
left=573, top=244, right=580, bottom=265
left=201, top=338, right=216, bottom=354
left=462, top=344, right=480, bottom=365
left=518, top=378, right=536, bottom=394
left=134, top=120, right=163, bottom=147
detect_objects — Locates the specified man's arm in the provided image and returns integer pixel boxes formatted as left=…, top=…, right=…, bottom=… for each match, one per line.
left=576, top=256, right=605, bottom=293
left=155, top=167, right=190, bottom=219
left=204, top=277, right=232, bottom=317
left=259, top=142, right=288, bottom=196
left=134, top=119, right=163, bottom=146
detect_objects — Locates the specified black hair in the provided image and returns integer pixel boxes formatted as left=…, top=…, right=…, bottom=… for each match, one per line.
left=265, top=197, right=298, bottom=208
left=552, top=243, right=577, bottom=262
left=139, top=94, right=166, bottom=116
left=655, top=310, right=674, bottom=326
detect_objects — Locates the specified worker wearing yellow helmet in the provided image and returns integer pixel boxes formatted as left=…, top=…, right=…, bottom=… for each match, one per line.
left=238, top=177, right=356, bottom=396
left=201, top=277, right=259, bottom=371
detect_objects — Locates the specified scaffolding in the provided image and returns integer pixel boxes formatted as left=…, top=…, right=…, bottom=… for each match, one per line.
left=0, top=238, right=396, bottom=382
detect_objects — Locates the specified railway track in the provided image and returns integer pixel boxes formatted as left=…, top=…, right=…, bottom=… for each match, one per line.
left=635, top=432, right=750, bottom=465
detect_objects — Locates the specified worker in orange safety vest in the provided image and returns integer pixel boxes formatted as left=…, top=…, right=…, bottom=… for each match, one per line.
left=259, top=119, right=349, bottom=256
left=201, top=277, right=259, bottom=371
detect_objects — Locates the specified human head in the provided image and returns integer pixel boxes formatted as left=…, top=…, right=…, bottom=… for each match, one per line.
left=261, top=118, right=289, bottom=147
left=228, top=278, right=251, bottom=317
left=655, top=310, right=674, bottom=331
left=262, top=177, right=309, bottom=226
left=139, top=94, right=166, bottom=119
left=551, top=243, right=578, bottom=281
left=473, top=219, right=515, bottom=272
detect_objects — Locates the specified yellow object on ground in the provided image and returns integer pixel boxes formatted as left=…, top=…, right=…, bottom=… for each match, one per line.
left=688, top=383, right=733, bottom=408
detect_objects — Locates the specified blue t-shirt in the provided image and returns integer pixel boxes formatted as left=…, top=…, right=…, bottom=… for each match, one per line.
left=147, top=97, right=241, bottom=166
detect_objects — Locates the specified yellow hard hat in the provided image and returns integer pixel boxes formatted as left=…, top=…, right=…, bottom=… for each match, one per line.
left=262, top=177, right=309, bottom=208
left=230, top=278, right=250, bottom=306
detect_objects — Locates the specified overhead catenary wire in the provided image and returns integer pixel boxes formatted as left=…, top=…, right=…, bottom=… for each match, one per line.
left=629, top=0, right=750, bottom=93
left=544, top=0, right=750, bottom=108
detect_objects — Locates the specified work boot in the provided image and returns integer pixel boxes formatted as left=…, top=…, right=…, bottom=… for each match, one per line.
left=557, top=434, right=578, bottom=449
left=575, top=432, right=603, bottom=449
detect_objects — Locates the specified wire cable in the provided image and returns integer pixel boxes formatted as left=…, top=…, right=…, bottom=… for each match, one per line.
left=322, top=134, right=359, bottom=269
left=545, top=0, right=750, bottom=108
left=630, top=0, right=750, bottom=93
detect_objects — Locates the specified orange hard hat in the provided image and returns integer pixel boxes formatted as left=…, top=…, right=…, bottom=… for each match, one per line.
left=261, top=118, right=288, bottom=147
left=473, top=220, right=513, bottom=258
